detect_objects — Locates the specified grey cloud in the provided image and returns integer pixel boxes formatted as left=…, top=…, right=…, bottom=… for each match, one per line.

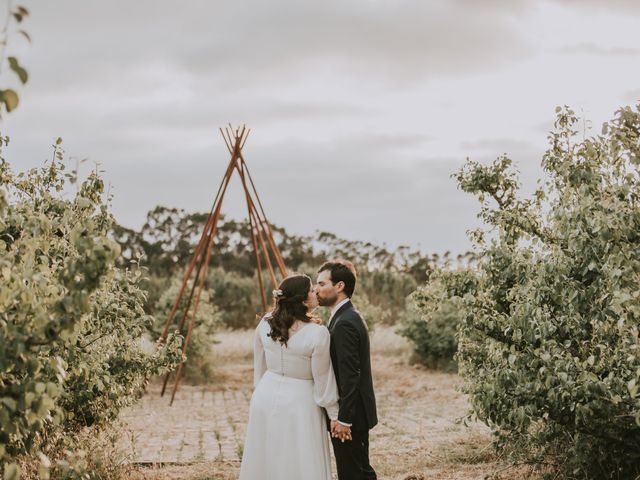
left=180, top=2, right=533, bottom=87
left=97, top=134, right=477, bottom=253
left=533, top=120, right=556, bottom=136
left=7, top=0, right=639, bottom=255
left=314, top=132, right=435, bottom=153
left=104, top=99, right=374, bottom=131
left=554, top=43, right=640, bottom=56
left=460, top=138, right=538, bottom=153
left=26, top=0, right=533, bottom=92
left=623, top=89, right=640, bottom=103
left=551, top=0, right=640, bottom=13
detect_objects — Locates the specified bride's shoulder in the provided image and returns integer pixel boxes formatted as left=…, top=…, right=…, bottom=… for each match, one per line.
left=307, top=322, right=329, bottom=337
left=256, top=314, right=272, bottom=329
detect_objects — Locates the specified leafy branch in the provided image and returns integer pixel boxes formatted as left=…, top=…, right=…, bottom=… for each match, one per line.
left=0, top=1, right=30, bottom=115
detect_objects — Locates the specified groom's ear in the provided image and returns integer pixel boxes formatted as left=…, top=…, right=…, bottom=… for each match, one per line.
left=335, top=280, right=345, bottom=293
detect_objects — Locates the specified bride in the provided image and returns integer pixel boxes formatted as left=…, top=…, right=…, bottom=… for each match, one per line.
left=239, top=273, right=339, bottom=480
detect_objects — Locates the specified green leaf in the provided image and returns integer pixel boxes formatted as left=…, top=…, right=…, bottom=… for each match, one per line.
left=0, top=89, right=19, bottom=112
left=1, top=397, right=17, bottom=412
left=7, top=57, right=28, bottom=84
left=628, top=379, right=637, bottom=398
left=76, top=197, right=91, bottom=209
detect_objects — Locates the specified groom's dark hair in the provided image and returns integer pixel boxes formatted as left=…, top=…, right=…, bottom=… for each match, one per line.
left=318, top=260, right=357, bottom=297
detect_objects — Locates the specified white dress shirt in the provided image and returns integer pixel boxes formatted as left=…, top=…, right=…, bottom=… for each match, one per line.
left=329, top=298, right=351, bottom=325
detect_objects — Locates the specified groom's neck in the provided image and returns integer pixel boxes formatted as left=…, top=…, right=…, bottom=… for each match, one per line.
left=330, top=294, right=349, bottom=310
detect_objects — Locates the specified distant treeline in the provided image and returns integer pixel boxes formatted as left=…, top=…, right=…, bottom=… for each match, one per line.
left=111, top=206, right=476, bottom=329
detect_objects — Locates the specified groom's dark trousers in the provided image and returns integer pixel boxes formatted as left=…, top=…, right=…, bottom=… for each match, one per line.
left=331, top=428, right=375, bottom=480
left=329, top=301, right=378, bottom=480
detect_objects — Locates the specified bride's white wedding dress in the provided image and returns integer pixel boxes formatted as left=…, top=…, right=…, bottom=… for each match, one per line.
left=239, top=317, right=339, bottom=480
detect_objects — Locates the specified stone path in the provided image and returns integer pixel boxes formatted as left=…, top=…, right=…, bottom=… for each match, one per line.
left=119, top=368, right=487, bottom=470
left=119, top=385, right=251, bottom=464
left=121, top=328, right=511, bottom=479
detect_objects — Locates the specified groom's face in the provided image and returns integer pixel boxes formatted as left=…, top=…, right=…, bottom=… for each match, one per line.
left=315, top=270, right=339, bottom=307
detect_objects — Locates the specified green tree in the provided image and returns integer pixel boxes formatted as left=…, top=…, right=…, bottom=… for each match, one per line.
left=206, top=267, right=260, bottom=329
left=112, top=207, right=441, bottom=329
left=152, top=274, right=220, bottom=381
left=448, top=105, right=640, bottom=478
left=359, top=268, right=417, bottom=324
left=401, top=266, right=477, bottom=370
left=0, top=140, right=182, bottom=478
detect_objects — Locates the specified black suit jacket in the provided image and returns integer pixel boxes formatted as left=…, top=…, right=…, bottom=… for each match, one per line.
left=328, top=300, right=378, bottom=431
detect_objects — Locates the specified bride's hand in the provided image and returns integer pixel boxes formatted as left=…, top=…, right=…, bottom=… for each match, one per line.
left=309, top=314, right=323, bottom=325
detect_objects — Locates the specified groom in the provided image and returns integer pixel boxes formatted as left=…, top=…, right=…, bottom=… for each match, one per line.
left=316, top=260, right=377, bottom=480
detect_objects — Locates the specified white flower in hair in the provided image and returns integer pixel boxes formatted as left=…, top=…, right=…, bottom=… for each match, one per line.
left=272, top=289, right=283, bottom=298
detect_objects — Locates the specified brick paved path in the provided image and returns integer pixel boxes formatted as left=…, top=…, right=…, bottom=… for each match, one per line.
left=119, top=385, right=252, bottom=464
left=119, top=328, right=497, bottom=478
left=119, top=371, right=487, bottom=469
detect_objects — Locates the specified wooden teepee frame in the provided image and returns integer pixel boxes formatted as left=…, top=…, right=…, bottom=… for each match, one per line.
left=156, top=125, right=287, bottom=405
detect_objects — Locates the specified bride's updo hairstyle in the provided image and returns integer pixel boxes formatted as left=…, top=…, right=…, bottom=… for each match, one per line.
left=267, top=274, right=313, bottom=346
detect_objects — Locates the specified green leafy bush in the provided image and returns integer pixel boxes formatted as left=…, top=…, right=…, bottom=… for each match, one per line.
left=359, top=269, right=417, bottom=325
left=152, top=275, right=220, bottom=382
left=57, top=263, right=183, bottom=430
left=0, top=139, right=182, bottom=478
left=400, top=267, right=476, bottom=370
left=350, top=291, right=384, bottom=331
left=207, top=267, right=261, bottom=329
left=451, top=105, right=640, bottom=478
left=17, top=424, right=135, bottom=480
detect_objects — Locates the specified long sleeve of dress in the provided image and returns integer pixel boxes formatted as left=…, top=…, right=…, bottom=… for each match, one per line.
left=253, top=322, right=267, bottom=388
left=311, top=327, right=339, bottom=420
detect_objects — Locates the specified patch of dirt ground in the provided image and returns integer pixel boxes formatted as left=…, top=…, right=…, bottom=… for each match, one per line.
left=122, top=327, right=535, bottom=480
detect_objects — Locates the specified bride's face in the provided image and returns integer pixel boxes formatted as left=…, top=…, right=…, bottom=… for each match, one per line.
left=304, top=287, right=319, bottom=312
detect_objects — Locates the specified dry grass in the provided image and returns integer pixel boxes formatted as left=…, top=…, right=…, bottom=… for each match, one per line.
left=127, top=326, right=541, bottom=480
left=129, top=460, right=239, bottom=480
left=195, top=328, right=254, bottom=390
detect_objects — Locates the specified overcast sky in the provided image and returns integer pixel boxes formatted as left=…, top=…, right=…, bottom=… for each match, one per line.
left=3, top=0, right=640, bottom=254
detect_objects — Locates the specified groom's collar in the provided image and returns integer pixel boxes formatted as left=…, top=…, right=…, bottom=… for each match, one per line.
left=329, top=298, right=351, bottom=322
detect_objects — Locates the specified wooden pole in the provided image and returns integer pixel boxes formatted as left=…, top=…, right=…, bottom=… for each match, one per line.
left=238, top=155, right=288, bottom=276
left=158, top=125, right=289, bottom=404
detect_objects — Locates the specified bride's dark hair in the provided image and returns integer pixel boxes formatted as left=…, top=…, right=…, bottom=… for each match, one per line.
left=267, top=274, right=313, bottom=346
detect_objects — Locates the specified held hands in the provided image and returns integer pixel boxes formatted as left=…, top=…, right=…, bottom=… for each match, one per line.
left=330, top=420, right=352, bottom=442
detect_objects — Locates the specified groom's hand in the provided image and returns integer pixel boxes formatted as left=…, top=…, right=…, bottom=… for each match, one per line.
left=331, top=421, right=352, bottom=442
